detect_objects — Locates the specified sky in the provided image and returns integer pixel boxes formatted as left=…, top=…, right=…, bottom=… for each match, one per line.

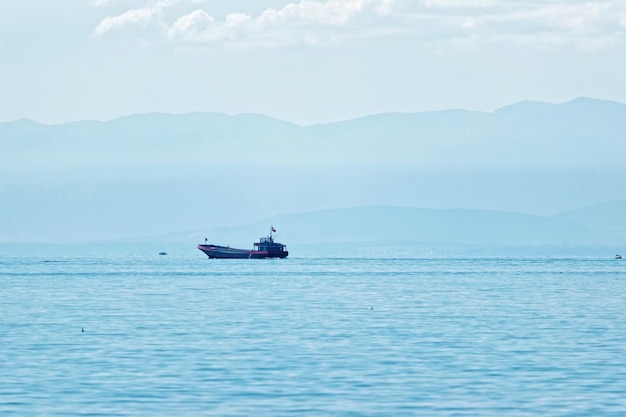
left=2, top=0, right=626, bottom=125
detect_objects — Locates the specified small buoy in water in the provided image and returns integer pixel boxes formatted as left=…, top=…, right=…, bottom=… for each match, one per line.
left=368, top=306, right=374, bottom=310
left=81, top=328, right=84, bottom=332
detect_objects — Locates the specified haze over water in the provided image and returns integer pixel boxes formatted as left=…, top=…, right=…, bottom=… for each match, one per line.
left=2, top=252, right=625, bottom=416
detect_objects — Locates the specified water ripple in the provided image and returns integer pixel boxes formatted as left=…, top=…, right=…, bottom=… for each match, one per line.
left=1, top=256, right=625, bottom=415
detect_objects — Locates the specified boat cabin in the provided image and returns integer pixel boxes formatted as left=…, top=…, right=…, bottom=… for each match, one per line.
left=254, top=236, right=288, bottom=256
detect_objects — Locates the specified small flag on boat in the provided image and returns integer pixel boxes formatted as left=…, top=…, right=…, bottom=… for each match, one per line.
left=271, top=226, right=276, bottom=232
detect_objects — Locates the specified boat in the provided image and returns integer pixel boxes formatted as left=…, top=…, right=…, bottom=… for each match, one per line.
left=159, top=252, right=167, bottom=256
left=197, top=227, right=288, bottom=259
left=617, top=254, right=622, bottom=259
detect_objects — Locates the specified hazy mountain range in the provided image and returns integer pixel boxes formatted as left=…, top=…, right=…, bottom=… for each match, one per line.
left=3, top=96, right=626, bottom=169
left=157, top=202, right=626, bottom=248
left=1, top=97, right=625, bottom=245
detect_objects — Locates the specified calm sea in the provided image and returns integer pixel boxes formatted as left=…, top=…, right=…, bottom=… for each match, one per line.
left=1, top=249, right=625, bottom=416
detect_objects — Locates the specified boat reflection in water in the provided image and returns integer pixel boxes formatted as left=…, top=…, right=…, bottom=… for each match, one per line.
left=198, top=227, right=288, bottom=259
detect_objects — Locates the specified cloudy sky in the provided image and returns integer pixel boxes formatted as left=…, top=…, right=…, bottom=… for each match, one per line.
left=2, top=0, right=626, bottom=125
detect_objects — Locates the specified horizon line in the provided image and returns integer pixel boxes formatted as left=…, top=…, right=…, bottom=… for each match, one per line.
left=2, top=95, right=618, bottom=128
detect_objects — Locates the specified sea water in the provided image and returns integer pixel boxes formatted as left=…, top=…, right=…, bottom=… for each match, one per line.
left=1, top=250, right=625, bottom=416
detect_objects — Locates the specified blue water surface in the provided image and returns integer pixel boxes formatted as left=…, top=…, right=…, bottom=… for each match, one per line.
left=1, top=251, right=625, bottom=416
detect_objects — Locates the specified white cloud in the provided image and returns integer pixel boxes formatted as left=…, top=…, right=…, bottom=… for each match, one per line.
left=92, top=0, right=193, bottom=37
left=92, top=0, right=115, bottom=6
left=165, top=0, right=398, bottom=45
left=420, top=0, right=500, bottom=8
left=169, top=9, right=214, bottom=35
left=95, top=7, right=159, bottom=35
left=93, top=0, right=626, bottom=48
left=400, top=0, right=626, bottom=49
left=169, top=10, right=252, bottom=42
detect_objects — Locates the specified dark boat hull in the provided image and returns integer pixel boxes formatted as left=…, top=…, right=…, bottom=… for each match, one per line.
left=197, top=244, right=288, bottom=259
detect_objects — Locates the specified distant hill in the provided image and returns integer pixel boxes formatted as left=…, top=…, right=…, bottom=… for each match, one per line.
left=2, top=97, right=626, bottom=243
left=552, top=200, right=626, bottom=245
left=155, top=202, right=625, bottom=248
left=2, top=97, right=626, bottom=170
